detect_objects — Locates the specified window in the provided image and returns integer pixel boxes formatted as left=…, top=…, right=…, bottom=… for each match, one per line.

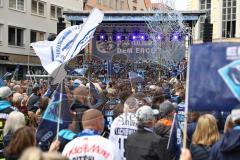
left=9, top=0, right=24, bottom=11
left=97, top=0, right=102, bottom=4
left=109, top=0, right=113, bottom=8
left=0, top=0, right=3, bottom=7
left=31, top=0, right=45, bottom=16
left=8, top=26, right=24, bottom=47
left=30, top=30, right=45, bottom=43
left=0, top=25, right=3, bottom=44
left=133, top=6, right=137, bottom=10
left=120, top=1, right=124, bottom=9
left=50, top=5, right=62, bottom=19
left=222, top=0, right=236, bottom=38
left=199, top=0, right=211, bottom=39
left=103, top=0, right=108, bottom=6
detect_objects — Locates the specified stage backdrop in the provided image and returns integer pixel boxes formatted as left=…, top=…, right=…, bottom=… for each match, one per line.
left=188, top=42, right=240, bottom=111
left=92, top=39, right=185, bottom=62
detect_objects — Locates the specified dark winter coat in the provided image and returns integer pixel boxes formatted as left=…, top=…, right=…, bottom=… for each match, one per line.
left=210, top=127, right=240, bottom=160
left=126, top=127, right=171, bottom=160
left=190, top=144, right=212, bottom=160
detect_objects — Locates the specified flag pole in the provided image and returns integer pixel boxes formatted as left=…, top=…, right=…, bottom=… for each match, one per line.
left=56, top=80, right=63, bottom=140
left=183, top=47, right=191, bottom=148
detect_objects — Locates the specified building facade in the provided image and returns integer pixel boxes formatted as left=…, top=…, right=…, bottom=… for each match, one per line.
left=0, top=0, right=83, bottom=79
left=187, top=0, right=240, bottom=42
left=84, top=0, right=151, bottom=11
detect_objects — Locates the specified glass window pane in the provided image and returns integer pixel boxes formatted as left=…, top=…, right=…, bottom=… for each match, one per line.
left=30, top=30, right=36, bottom=43
left=227, top=1, right=231, bottom=7
left=17, top=0, right=24, bottom=11
left=227, top=14, right=231, bottom=19
left=9, top=0, right=16, bottom=9
left=207, top=3, right=211, bottom=9
left=232, top=7, right=236, bottom=14
left=222, top=14, right=226, bottom=20
left=57, top=7, right=62, bottom=18
left=223, top=8, right=226, bottom=14
left=38, top=2, right=44, bottom=16
left=8, top=27, right=15, bottom=45
left=233, top=0, right=236, bottom=6
left=50, top=5, right=55, bottom=18
left=17, top=28, right=23, bottom=46
left=31, top=0, right=37, bottom=14
left=232, top=14, right=236, bottom=20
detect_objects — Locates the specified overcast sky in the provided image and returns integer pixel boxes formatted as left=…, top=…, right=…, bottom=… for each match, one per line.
left=150, top=0, right=187, bottom=10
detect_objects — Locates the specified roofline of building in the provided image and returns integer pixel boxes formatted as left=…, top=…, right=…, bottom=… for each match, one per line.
left=63, top=10, right=206, bottom=16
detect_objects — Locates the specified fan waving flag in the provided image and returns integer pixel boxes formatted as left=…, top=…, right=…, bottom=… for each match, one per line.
left=36, top=84, right=72, bottom=151
left=31, top=8, right=104, bottom=84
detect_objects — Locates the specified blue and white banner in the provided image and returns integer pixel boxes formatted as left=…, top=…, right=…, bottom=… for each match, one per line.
left=36, top=84, right=72, bottom=151
left=167, top=113, right=182, bottom=159
left=31, top=8, right=104, bottom=84
left=188, top=43, right=240, bottom=111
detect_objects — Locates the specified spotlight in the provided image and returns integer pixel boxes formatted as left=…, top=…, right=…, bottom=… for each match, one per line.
left=170, top=33, right=182, bottom=41
left=117, top=35, right=121, bottom=40
left=156, top=34, right=164, bottom=41
left=132, top=35, right=136, bottom=40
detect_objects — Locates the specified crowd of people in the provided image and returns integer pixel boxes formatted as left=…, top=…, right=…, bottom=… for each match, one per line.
left=0, top=73, right=239, bottom=160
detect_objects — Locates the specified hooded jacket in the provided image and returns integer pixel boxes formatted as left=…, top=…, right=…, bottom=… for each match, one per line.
left=0, top=100, right=17, bottom=158
left=210, top=126, right=240, bottom=160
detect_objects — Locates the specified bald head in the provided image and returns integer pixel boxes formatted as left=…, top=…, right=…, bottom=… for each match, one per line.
left=82, top=109, right=104, bottom=132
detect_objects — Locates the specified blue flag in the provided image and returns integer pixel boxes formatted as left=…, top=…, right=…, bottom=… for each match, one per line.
left=0, top=72, right=12, bottom=87
left=167, top=113, right=182, bottom=160
left=89, top=80, right=104, bottom=109
left=129, top=71, right=144, bottom=83
left=36, top=84, right=72, bottom=151
left=189, top=43, right=240, bottom=111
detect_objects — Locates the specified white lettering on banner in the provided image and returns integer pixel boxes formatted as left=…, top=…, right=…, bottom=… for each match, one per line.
left=226, top=46, right=240, bottom=60
left=66, top=144, right=110, bottom=159
left=117, top=48, right=133, bottom=54
left=0, top=113, right=8, bottom=119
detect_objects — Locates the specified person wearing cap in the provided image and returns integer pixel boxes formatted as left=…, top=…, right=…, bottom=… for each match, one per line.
left=62, top=109, right=115, bottom=160
left=154, top=101, right=176, bottom=159
left=0, top=86, right=18, bottom=158
left=125, top=105, right=171, bottom=160
left=210, top=106, right=240, bottom=160
left=109, top=96, right=139, bottom=160
left=155, top=101, right=176, bottom=136
left=27, top=85, right=41, bottom=112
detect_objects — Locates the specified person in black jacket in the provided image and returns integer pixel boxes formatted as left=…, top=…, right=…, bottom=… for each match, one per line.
left=70, top=86, right=90, bottom=132
left=210, top=106, right=240, bottom=160
left=126, top=105, right=171, bottom=160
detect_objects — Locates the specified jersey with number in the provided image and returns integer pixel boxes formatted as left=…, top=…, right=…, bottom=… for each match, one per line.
left=109, top=113, right=138, bottom=160
left=102, top=99, right=120, bottom=133
left=62, top=135, right=115, bottom=160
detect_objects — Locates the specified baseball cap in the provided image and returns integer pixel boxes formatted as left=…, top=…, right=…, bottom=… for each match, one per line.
left=0, top=86, right=13, bottom=99
left=136, top=105, right=159, bottom=122
left=231, top=106, right=240, bottom=122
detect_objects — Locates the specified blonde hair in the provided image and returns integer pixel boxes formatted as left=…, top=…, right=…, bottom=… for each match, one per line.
left=3, top=111, right=25, bottom=136
left=192, top=114, right=220, bottom=146
left=20, top=147, right=68, bottom=160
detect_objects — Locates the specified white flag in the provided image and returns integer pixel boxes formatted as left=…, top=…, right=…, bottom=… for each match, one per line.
left=31, top=8, right=104, bottom=84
